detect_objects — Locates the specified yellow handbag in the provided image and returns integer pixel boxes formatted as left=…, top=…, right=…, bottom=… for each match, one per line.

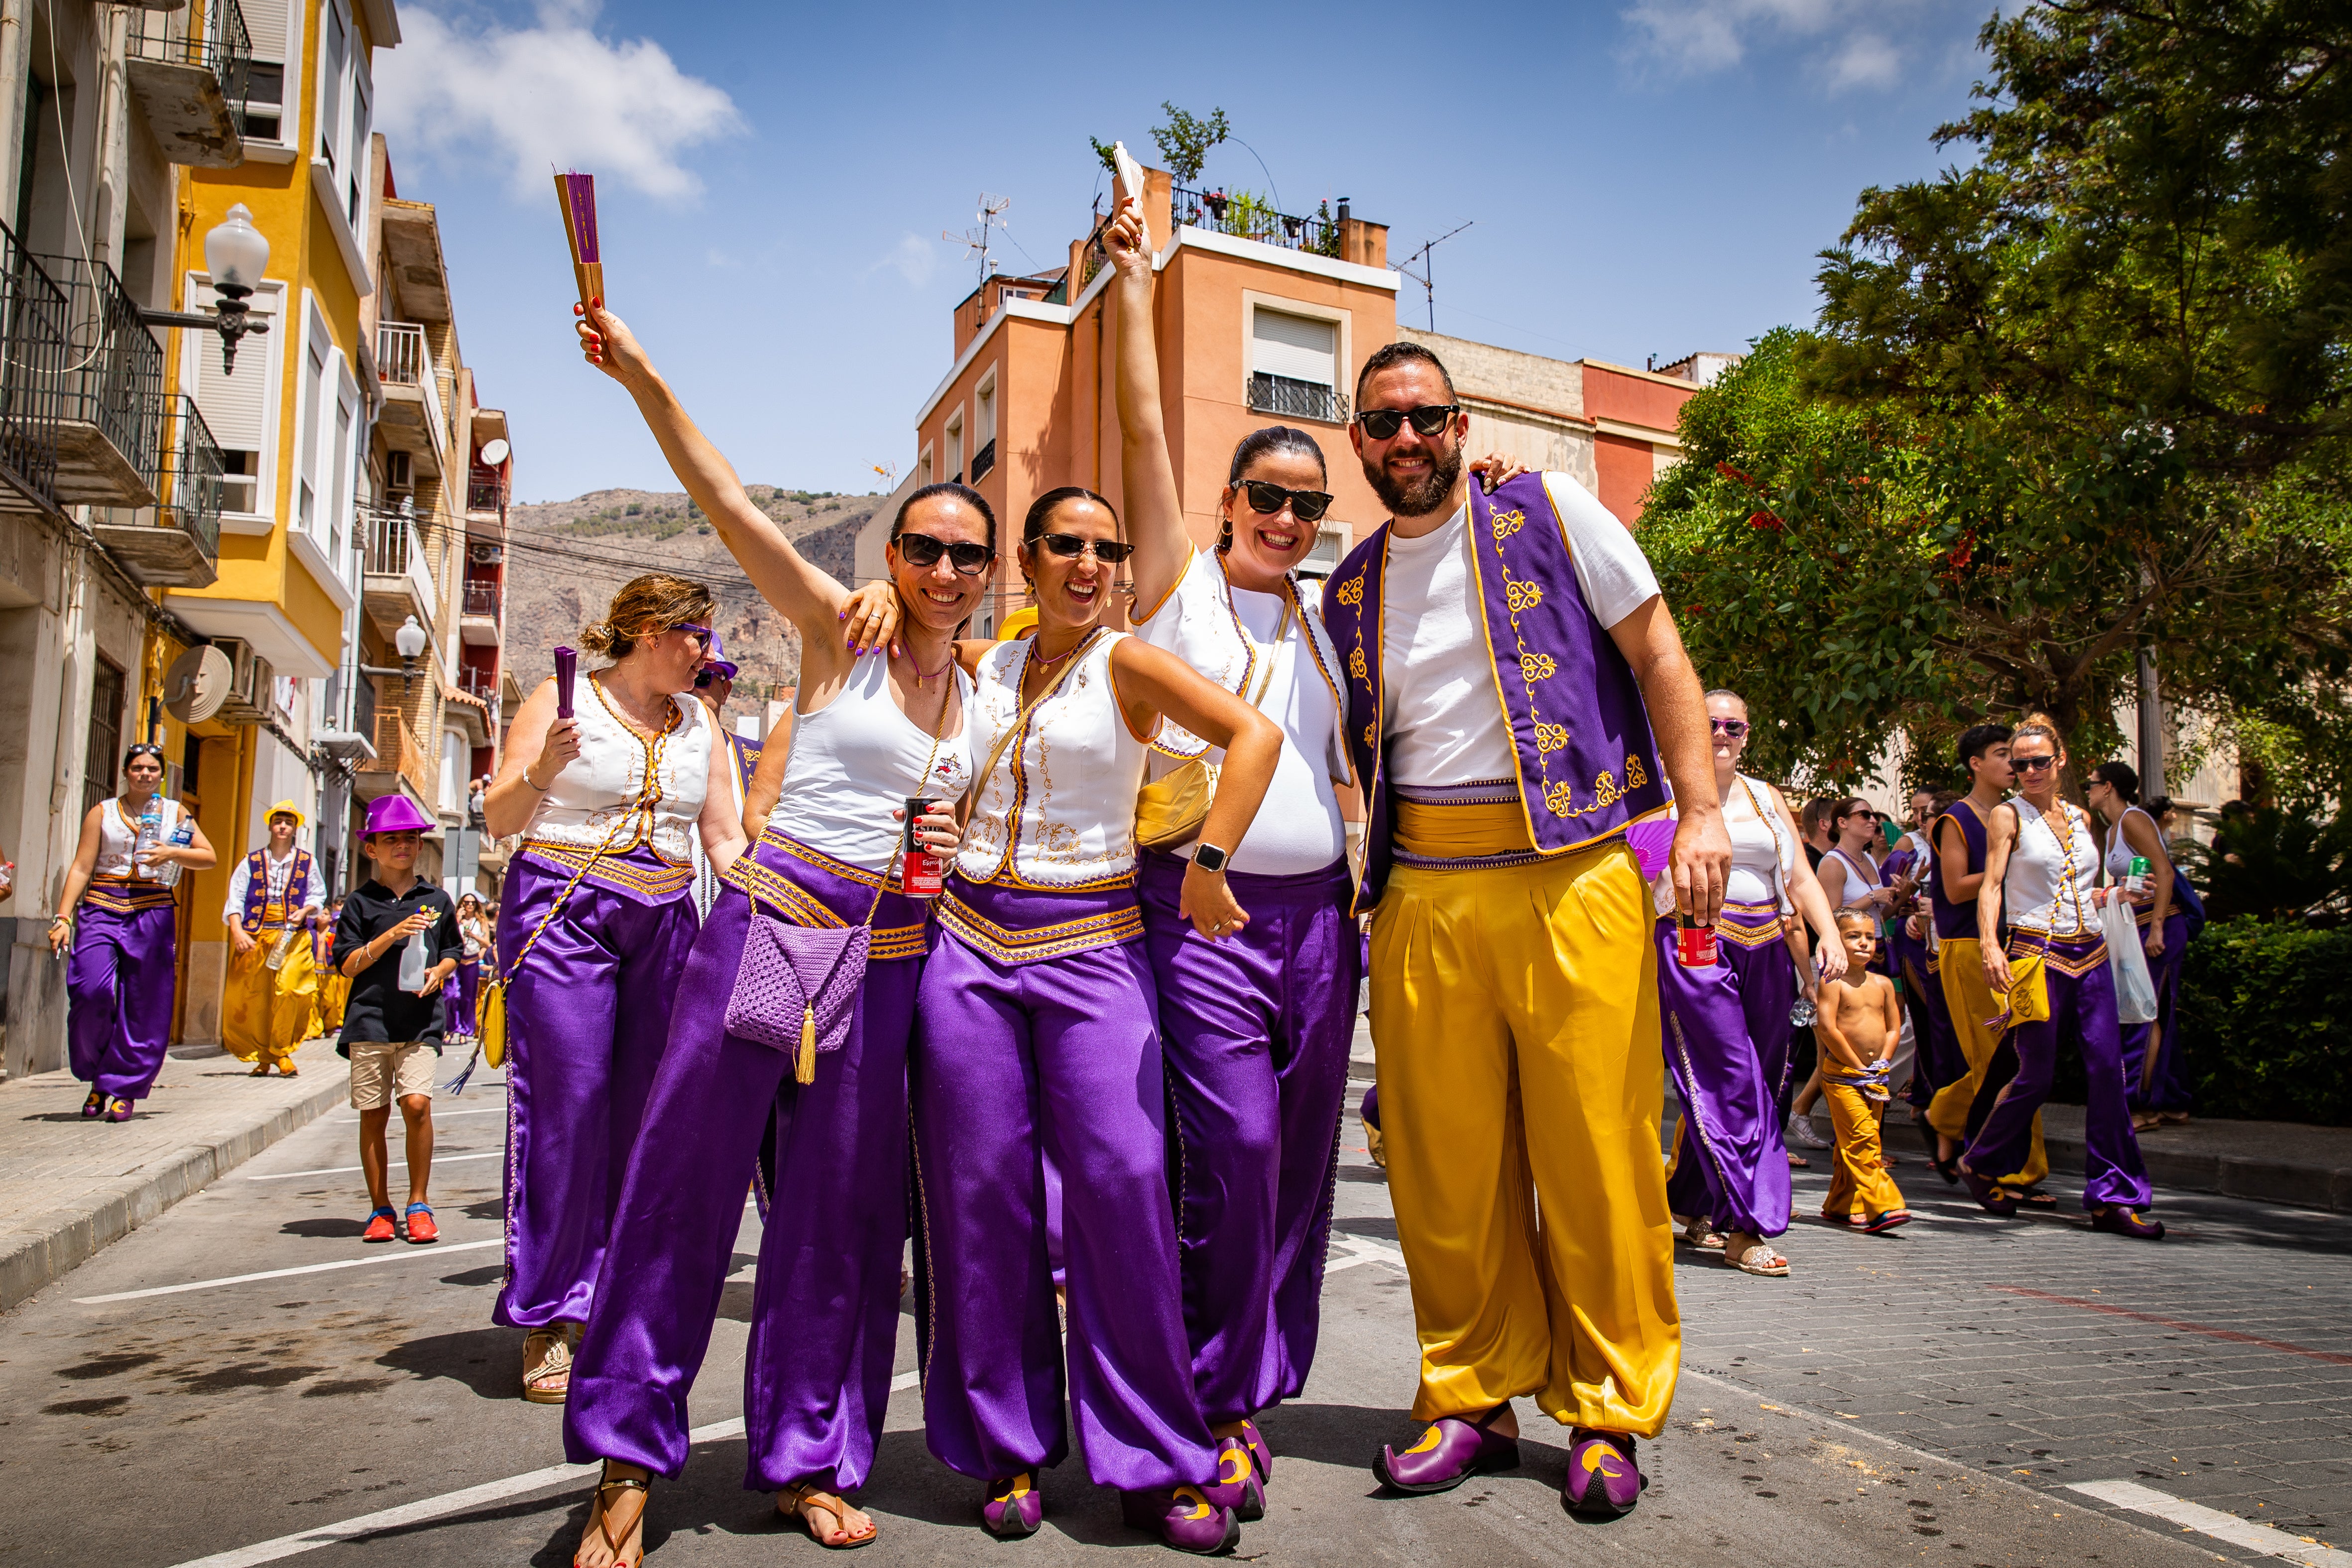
left=1135, top=598, right=1292, bottom=851
left=2002, top=940, right=2051, bottom=1025
left=476, top=973, right=508, bottom=1068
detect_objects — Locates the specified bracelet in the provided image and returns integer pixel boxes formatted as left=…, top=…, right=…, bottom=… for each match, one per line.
left=523, top=768, right=550, bottom=792
left=50, top=910, right=73, bottom=926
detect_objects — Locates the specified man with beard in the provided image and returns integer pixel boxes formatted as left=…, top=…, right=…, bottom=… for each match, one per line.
left=1320, top=341, right=1729, bottom=1518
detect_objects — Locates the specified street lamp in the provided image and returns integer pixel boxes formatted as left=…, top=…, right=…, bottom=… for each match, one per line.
left=139, top=203, right=275, bottom=374
left=361, top=614, right=432, bottom=693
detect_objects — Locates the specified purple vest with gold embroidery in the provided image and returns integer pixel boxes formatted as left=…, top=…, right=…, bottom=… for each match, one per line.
left=243, top=847, right=311, bottom=928
left=1320, top=471, right=1671, bottom=913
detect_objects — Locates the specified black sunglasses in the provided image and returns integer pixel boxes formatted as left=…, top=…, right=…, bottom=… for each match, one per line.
left=895, top=532, right=995, bottom=575
left=693, top=669, right=729, bottom=689
left=1238, top=481, right=1332, bottom=523
left=1355, top=404, right=1459, bottom=440
left=2014, top=754, right=2059, bottom=773
left=1035, top=532, right=1136, bottom=564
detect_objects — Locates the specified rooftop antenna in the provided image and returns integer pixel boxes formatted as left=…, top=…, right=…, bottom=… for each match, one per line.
left=944, top=194, right=1012, bottom=285
left=1396, top=222, right=1473, bottom=334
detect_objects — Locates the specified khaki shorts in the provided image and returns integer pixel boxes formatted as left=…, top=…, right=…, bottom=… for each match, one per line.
left=349, top=1042, right=437, bottom=1110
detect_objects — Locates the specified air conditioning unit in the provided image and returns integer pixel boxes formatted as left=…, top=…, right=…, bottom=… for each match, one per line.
left=469, top=542, right=503, bottom=565
left=386, top=451, right=413, bottom=489
left=213, top=638, right=276, bottom=725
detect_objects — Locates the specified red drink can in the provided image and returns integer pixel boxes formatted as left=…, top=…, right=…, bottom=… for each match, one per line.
left=1675, top=915, right=1719, bottom=968
left=903, top=796, right=943, bottom=898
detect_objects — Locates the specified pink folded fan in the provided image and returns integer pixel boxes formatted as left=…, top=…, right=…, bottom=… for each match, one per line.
left=553, top=169, right=603, bottom=309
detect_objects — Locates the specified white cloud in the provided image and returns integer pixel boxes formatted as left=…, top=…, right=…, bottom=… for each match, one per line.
left=378, top=3, right=742, bottom=200
left=1619, top=0, right=1932, bottom=92
left=865, top=234, right=941, bottom=290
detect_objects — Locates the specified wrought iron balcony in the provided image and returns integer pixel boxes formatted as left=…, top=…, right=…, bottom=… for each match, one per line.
left=466, top=472, right=507, bottom=515
left=463, top=582, right=500, bottom=620
left=94, top=395, right=226, bottom=589
left=970, top=438, right=997, bottom=483
left=0, top=222, right=69, bottom=516
left=459, top=665, right=498, bottom=703
left=375, top=320, right=446, bottom=470
left=1174, top=187, right=1341, bottom=257
left=124, top=0, right=251, bottom=168
left=39, top=254, right=163, bottom=508
left=1247, top=372, right=1348, bottom=425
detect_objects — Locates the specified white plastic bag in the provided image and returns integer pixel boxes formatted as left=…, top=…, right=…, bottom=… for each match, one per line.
left=2104, top=896, right=2158, bottom=1025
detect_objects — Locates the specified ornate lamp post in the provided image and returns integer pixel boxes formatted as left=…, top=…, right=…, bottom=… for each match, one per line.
left=139, top=203, right=275, bottom=373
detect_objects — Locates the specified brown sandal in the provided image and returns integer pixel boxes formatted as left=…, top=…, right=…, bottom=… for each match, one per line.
left=574, top=1468, right=648, bottom=1568
left=777, top=1483, right=877, bottom=1550
left=523, top=1327, right=573, bottom=1404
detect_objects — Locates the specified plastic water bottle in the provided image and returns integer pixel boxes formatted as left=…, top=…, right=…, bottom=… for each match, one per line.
left=156, top=817, right=192, bottom=890
left=398, top=929, right=428, bottom=991
left=135, top=802, right=163, bottom=882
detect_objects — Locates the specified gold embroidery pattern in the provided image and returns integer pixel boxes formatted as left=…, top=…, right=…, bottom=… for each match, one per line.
left=936, top=888, right=1143, bottom=965
left=1625, top=753, right=1650, bottom=788
left=1363, top=722, right=1378, bottom=750
left=1505, top=581, right=1543, bottom=613
left=1347, top=645, right=1367, bottom=681
left=81, top=873, right=178, bottom=913
left=520, top=840, right=696, bottom=900
left=1491, top=509, right=1525, bottom=541
left=1519, top=652, right=1556, bottom=682
left=1534, top=722, right=1569, bottom=754
left=1334, top=575, right=1364, bottom=606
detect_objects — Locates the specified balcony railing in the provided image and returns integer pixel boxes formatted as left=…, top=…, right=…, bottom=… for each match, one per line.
left=463, top=581, right=500, bottom=620
left=0, top=225, right=70, bottom=513
left=467, top=471, right=507, bottom=514
left=970, top=438, right=996, bottom=483
left=39, top=253, right=164, bottom=495
left=1173, top=187, right=1341, bottom=257
left=377, top=321, right=425, bottom=384
left=124, top=0, right=251, bottom=166
left=459, top=666, right=498, bottom=703
left=1247, top=372, right=1348, bottom=425
left=364, top=507, right=415, bottom=576
left=154, top=395, right=226, bottom=560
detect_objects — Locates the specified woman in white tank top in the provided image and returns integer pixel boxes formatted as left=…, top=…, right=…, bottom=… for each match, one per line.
left=554, top=306, right=989, bottom=1556
left=1657, top=692, right=1849, bottom=1275
left=481, top=570, right=736, bottom=1412
left=49, top=743, right=216, bottom=1120
left=1961, top=722, right=2162, bottom=1239
left=914, top=476, right=1284, bottom=1553
left=2087, top=761, right=2197, bottom=1129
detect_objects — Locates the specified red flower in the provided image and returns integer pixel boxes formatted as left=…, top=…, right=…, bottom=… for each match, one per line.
left=1716, top=462, right=1758, bottom=487
left=1746, top=510, right=1784, bottom=531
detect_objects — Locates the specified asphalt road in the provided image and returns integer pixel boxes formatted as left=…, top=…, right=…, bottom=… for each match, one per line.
left=3, top=1065, right=2347, bottom=1568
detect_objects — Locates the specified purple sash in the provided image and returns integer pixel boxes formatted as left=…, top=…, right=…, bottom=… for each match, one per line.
left=1321, top=471, right=1671, bottom=913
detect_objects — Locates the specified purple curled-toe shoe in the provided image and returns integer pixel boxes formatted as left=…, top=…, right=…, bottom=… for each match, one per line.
left=980, top=1472, right=1042, bottom=1538
left=1563, top=1430, right=1646, bottom=1518
left=1119, top=1485, right=1239, bottom=1555
left=1236, top=1417, right=1274, bottom=1483
left=1200, top=1437, right=1265, bottom=1522
left=1372, top=1405, right=1521, bottom=1495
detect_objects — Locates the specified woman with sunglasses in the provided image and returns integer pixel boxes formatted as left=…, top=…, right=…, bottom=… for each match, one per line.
left=910, top=471, right=1283, bottom=1553
left=1660, top=692, right=1848, bottom=1276
left=48, top=743, right=217, bottom=1121
left=1961, top=719, right=2162, bottom=1237
left=448, top=893, right=488, bottom=1043
left=563, top=305, right=984, bottom=1561
left=483, top=571, right=742, bottom=1411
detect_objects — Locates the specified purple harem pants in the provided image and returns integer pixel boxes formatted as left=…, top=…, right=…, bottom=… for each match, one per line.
left=566, top=836, right=920, bottom=1492
left=68, top=900, right=178, bottom=1102
left=2121, top=912, right=2192, bottom=1114
left=1964, top=933, right=2154, bottom=1212
left=493, top=844, right=699, bottom=1330
left=1658, top=902, right=1797, bottom=1239
left=1140, top=851, right=1358, bottom=1426
left=911, top=874, right=1218, bottom=1493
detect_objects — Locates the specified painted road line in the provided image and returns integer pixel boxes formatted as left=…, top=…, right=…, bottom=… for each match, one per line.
left=1997, top=1286, right=2352, bottom=1366
left=75, top=1238, right=501, bottom=1304
left=171, top=1379, right=925, bottom=1568
left=1324, top=1233, right=1407, bottom=1274
left=248, top=1151, right=501, bottom=1181
left=2069, top=1480, right=2352, bottom=1567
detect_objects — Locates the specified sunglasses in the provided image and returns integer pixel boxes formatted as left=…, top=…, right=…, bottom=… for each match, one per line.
left=1709, top=718, right=1751, bottom=738
left=2014, top=754, right=2059, bottom=773
left=672, top=622, right=712, bottom=651
left=1238, top=481, right=1333, bottom=524
left=895, top=532, right=995, bottom=575
left=693, top=669, right=729, bottom=689
left=1355, top=404, right=1459, bottom=440
left=1035, top=533, right=1136, bottom=564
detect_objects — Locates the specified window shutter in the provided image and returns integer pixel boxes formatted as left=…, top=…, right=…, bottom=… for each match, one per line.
left=194, top=311, right=271, bottom=449
left=244, top=0, right=289, bottom=60
left=1252, top=310, right=1336, bottom=386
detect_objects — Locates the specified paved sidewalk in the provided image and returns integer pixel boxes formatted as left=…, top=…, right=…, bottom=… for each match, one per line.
left=0, top=1037, right=349, bottom=1312
left=2035, top=1103, right=2352, bottom=1213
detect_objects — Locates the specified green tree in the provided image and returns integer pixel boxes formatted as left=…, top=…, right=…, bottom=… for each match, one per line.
left=1150, top=102, right=1228, bottom=187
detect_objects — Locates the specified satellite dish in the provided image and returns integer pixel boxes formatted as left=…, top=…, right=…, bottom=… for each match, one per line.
left=477, top=438, right=510, bottom=467
left=162, top=644, right=233, bottom=724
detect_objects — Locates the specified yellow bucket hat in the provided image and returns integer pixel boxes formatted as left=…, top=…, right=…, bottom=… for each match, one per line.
left=996, top=604, right=1039, bottom=641
left=264, top=798, right=305, bottom=827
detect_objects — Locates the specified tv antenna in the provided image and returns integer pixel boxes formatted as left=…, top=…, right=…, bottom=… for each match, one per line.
left=944, top=194, right=1012, bottom=284
left=1396, top=222, right=1473, bottom=334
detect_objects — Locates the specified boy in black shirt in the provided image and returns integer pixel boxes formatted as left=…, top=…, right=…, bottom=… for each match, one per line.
left=331, top=796, right=459, bottom=1243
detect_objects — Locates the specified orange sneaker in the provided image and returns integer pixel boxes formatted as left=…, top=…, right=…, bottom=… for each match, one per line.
left=362, top=1206, right=398, bottom=1242
left=403, top=1204, right=438, bottom=1244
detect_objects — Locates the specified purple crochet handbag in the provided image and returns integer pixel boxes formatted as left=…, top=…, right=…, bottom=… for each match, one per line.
left=726, top=915, right=872, bottom=1085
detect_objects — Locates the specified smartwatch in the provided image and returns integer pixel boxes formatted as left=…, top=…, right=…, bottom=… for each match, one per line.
left=1191, top=843, right=1230, bottom=873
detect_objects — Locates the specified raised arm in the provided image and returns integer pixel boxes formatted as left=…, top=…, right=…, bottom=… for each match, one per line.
left=1105, top=198, right=1189, bottom=614
left=577, top=305, right=853, bottom=683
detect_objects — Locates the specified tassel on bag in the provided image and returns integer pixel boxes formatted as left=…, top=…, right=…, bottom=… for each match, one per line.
left=797, top=1003, right=817, bottom=1085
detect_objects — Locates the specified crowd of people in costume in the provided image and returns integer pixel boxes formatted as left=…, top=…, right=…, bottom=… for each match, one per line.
left=33, top=189, right=2205, bottom=1563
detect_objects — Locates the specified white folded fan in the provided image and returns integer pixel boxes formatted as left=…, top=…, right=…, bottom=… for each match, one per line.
left=1113, top=139, right=1149, bottom=247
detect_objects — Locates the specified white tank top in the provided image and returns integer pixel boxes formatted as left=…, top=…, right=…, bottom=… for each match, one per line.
left=1723, top=775, right=1792, bottom=906
left=528, top=675, right=711, bottom=863
left=957, top=631, right=1154, bottom=889
left=1822, top=845, right=1877, bottom=907
left=2005, top=797, right=2099, bottom=938
left=1133, top=549, right=1349, bottom=875
left=95, top=796, right=184, bottom=879
left=771, top=654, right=976, bottom=874
left=2103, top=804, right=2160, bottom=881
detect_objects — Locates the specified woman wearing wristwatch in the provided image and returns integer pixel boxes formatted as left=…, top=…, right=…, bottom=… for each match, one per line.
left=50, top=743, right=217, bottom=1121
left=911, top=476, right=1283, bottom=1555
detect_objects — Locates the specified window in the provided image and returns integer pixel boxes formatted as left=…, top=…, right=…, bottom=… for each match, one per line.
left=1249, top=308, right=1344, bottom=423
left=291, top=296, right=358, bottom=562
left=916, top=443, right=933, bottom=490
left=296, top=329, right=326, bottom=536
left=238, top=0, right=293, bottom=142
left=187, top=277, right=280, bottom=517
left=972, top=368, right=998, bottom=482
left=83, top=658, right=126, bottom=822
left=1298, top=526, right=1347, bottom=580
left=317, top=0, right=348, bottom=173
left=944, top=409, right=963, bottom=486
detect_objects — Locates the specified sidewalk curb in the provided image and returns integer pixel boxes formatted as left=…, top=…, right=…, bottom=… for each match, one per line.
left=0, top=1071, right=347, bottom=1314
left=2037, top=1128, right=2352, bottom=1214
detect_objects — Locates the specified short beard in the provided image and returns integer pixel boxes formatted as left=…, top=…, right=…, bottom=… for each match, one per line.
left=1364, top=440, right=1464, bottom=519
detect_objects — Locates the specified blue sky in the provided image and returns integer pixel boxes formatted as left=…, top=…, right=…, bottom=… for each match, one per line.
left=378, top=0, right=1998, bottom=503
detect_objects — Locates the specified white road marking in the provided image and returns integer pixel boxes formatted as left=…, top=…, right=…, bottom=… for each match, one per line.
left=170, top=1376, right=926, bottom=1567
left=247, top=1151, right=500, bottom=1180
left=75, top=1239, right=501, bottom=1303
left=1325, top=1233, right=1407, bottom=1274
left=2068, top=1480, right=2352, bottom=1567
